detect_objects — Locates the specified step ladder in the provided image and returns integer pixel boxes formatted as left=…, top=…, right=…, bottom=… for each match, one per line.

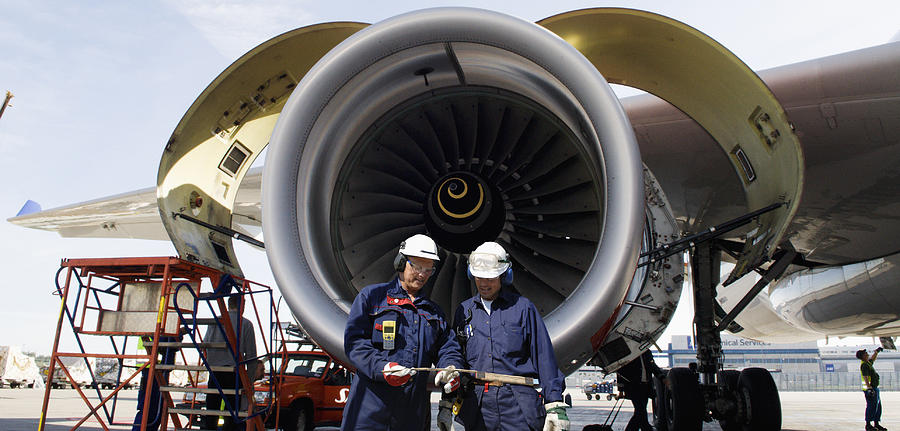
left=37, top=257, right=284, bottom=431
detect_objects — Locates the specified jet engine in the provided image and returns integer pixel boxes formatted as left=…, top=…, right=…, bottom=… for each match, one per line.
left=263, top=8, right=645, bottom=373
left=157, top=8, right=802, bottom=374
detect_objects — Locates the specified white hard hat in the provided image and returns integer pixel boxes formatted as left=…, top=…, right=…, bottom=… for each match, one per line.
left=399, top=234, right=440, bottom=261
left=468, top=241, right=510, bottom=278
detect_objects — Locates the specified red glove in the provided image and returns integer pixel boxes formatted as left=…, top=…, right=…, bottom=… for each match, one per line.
left=434, top=365, right=461, bottom=393
left=382, top=362, right=416, bottom=386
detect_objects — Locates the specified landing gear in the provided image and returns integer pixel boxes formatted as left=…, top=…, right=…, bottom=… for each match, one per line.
left=634, top=204, right=793, bottom=430
left=738, top=368, right=781, bottom=430
left=717, top=370, right=742, bottom=431
left=649, top=237, right=790, bottom=430
left=651, top=374, right=668, bottom=431
left=665, top=368, right=702, bottom=431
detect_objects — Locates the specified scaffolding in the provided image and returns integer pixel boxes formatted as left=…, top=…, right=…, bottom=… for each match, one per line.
left=38, top=256, right=287, bottom=431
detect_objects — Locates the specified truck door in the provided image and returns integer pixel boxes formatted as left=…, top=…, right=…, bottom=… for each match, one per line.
left=320, top=361, right=351, bottom=423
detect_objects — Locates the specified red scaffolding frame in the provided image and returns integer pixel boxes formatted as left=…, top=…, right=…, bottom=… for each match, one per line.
left=38, top=256, right=285, bottom=431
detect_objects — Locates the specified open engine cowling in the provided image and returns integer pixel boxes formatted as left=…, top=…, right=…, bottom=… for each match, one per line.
left=263, top=8, right=645, bottom=373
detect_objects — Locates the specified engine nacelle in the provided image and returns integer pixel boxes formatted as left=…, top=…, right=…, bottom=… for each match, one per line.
left=263, top=8, right=645, bottom=373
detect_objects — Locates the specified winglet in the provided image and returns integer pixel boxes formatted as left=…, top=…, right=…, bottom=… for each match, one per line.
left=15, top=200, right=42, bottom=217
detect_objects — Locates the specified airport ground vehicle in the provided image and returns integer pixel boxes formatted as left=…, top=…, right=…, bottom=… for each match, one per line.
left=583, top=379, right=616, bottom=401
left=180, top=348, right=350, bottom=431
left=0, top=345, right=42, bottom=388
left=253, top=349, right=351, bottom=431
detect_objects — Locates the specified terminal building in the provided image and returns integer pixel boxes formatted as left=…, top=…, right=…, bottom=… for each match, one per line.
left=668, top=334, right=820, bottom=373
left=571, top=335, right=898, bottom=392
left=667, top=334, right=898, bottom=391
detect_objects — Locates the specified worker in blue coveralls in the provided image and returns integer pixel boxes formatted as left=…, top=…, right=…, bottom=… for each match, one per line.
left=450, top=241, right=569, bottom=431
left=341, top=233, right=464, bottom=430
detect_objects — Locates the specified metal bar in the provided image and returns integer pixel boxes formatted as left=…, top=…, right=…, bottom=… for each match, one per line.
left=638, top=202, right=784, bottom=267
left=410, top=367, right=539, bottom=386
left=715, top=250, right=796, bottom=332
left=172, top=212, right=265, bottom=248
left=73, top=366, right=145, bottom=429
left=58, top=358, right=110, bottom=431
left=38, top=266, right=73, bottom=431
left=622, top=300, right=661, bottom=311
left=691, top=241, right=722, bottom=387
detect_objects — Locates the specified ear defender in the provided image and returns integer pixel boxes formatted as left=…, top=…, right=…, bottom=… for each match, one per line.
left=501, top=268, right=513, bottom=286
left=394, top=241, right=407, bottom=273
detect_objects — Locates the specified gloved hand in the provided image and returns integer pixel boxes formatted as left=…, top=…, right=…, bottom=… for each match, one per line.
left=434, top=365, right=461, bottom=393
left=382, top=362, right=416, bottom=386
left=543, top=401, right=570, bottom=431
left=876, top=346, right=884, bottom=353
left=437, top=399, right=454, bottom=431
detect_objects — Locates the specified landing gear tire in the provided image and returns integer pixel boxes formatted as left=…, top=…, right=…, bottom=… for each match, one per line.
left=739, top=367, right=781, bottom=431
left=282, top=404, right=310, bottom=431
left=665, top=368, right=702, bottom=431
left=652, top=374, right=669, bottom=431
left=717, top=370, right=742, bottom=431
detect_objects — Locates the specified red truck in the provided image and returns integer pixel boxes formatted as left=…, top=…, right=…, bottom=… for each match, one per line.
left=179, top=348, right=351, bottom=430
left=254, top=348, right=351, bottom=431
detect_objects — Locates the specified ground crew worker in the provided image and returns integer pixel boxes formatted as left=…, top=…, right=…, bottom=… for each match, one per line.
left=203, top=294, right=256, bottom=431
left=341, top=234, right=464, bottom=430
left=132, top=335, right=178, bottom=431
left=451, top=241, right=569, bottom=431
left=616, top=350, right=662, bottom=431
left=857, top=347, right=887, bottom=431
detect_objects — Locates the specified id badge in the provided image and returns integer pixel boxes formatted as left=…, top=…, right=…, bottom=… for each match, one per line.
left=382, top=320, right=396, bottom=350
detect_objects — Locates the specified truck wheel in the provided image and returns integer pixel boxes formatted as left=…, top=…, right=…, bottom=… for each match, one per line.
left=738, top=368, right=780, bottom=431
left=283, top=405, right=310, bottom=431
left=586, top=393, right=592, bottom=400
left=665, top=368, right=702, bottom=431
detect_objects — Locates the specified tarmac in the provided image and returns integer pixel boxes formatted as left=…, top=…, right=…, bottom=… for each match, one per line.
left=1, top=388, right=896, bottom=430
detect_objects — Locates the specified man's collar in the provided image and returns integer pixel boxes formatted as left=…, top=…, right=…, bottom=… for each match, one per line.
left=387, top=277, right=422, bottom=306
left=472, top=288, right=514, bottom=306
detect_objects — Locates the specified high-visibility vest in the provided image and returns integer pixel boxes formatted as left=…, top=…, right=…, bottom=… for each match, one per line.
left=860, top=360, right=873, bottom=389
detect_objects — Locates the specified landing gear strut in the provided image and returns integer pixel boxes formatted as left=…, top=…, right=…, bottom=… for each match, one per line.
left=656, top=240, right=794, bottom=431
left=635, top=200, right=796, bottom=430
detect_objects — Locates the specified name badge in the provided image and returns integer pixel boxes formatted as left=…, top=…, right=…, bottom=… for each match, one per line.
left=383, top=320, right=396, bottom=350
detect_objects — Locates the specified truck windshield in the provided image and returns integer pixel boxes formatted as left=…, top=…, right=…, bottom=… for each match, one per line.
left=268, top=354, right=330, bottom=378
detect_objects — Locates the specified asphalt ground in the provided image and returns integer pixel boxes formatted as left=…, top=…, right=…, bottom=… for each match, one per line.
left=1, top=388, right=896, bottom=430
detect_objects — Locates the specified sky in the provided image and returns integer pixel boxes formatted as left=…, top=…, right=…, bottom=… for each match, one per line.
left=1, top=0, right=898, bottom=355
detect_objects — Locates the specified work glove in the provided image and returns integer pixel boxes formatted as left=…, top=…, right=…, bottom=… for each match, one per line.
left=434, top=365, right=461, bottom=393
left=382, top=362, right=416, bottom=386
left=876, top=346, right=884, bottom=353
left=543, top=401, right=570, bottom=431
left=437, top=399, right=454, bottom=431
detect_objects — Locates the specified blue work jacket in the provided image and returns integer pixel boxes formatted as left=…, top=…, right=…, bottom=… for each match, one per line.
left=452, top=289, right=566, bottom=430
left=341, top=278, right=463, bottom=430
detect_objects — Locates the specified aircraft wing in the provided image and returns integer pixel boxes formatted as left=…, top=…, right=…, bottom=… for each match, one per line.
left=8, top=167, right=262, bottom=242
left=8, top=186, right=166, bottom=240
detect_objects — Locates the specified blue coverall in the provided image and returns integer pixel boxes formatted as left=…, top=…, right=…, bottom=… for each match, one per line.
left=341, top=278, right=464, bottom=430
left=453, top=289, right=566, bottom=431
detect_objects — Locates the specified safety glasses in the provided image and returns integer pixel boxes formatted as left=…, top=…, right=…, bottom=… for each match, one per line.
left=468, top=252, right=509, bottom=273
left=407, top=259, right=436, bottom=275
